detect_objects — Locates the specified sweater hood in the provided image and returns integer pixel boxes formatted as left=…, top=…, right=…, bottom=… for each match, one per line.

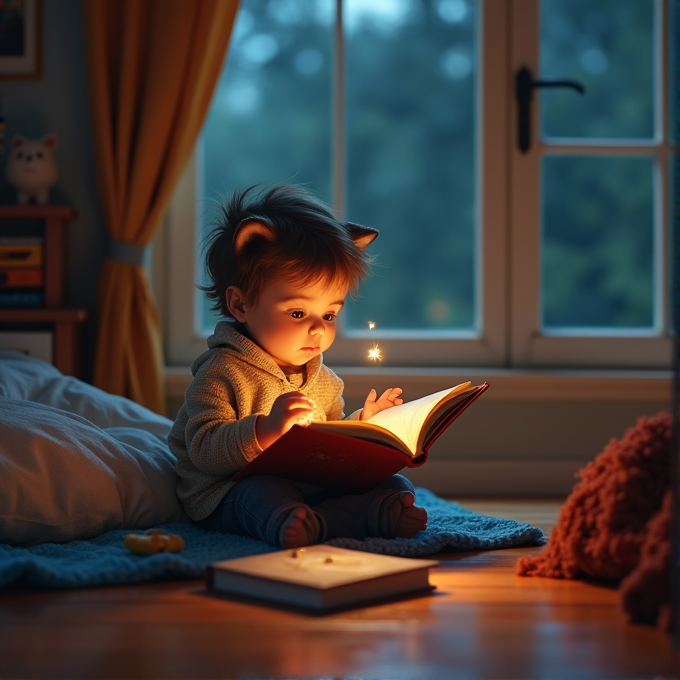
left=192, top=320, right=323, bottom=386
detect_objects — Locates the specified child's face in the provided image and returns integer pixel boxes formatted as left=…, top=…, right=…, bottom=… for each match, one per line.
left=234, top=277, right=349, bottom=375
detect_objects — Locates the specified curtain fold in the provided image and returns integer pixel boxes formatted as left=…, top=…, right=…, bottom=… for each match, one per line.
left=82, top=0, right=239, bottom=414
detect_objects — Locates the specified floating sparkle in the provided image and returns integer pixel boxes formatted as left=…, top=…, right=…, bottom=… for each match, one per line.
left=368, top=343, right=382, bottom=362
left=367, top=321, right=376, bottom=330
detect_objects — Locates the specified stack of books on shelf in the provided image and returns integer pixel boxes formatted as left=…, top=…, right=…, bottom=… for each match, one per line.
left=0, top=235, right=44, bottom=308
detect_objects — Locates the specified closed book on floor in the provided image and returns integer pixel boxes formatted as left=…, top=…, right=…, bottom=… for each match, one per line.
left=232, top=381, right=489, bottom=493
left=207, top=545, right=439, bottom=611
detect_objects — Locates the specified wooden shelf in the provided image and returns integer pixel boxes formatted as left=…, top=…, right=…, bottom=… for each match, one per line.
left=0, top=204, right=76, bottom=308
left=0, top=205, right=76, bottom=219
left=0, top=308, right=87, bottom=323
left=0, top=206, right=87, bottom=377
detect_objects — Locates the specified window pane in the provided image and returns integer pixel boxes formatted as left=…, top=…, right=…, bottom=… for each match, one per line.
left=539, top=0, right=656, bottom=141
left=344, top=0, right=478, bottom=332
left=541, top=155, right=655, bottom=331
left=196, top=0, right=334, bottom=335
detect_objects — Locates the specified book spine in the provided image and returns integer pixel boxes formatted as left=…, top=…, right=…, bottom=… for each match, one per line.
left=0, top=289, right=45, bottom=308
left=0, top=236, right=44, bottom=244
left=0, top=267, right=44, bottom=288
left=0, top=243, right=43, bottom=267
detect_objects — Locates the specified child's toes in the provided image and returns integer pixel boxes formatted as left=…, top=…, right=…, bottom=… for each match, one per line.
left=396, top=505, right=428, bottom=538
left=278, top=506, right=322, bottom=549
left=379, top=491, right=428, bottom=539
left=400, top=491, right=415, bottom=508
left=280, top=507, right=310, bottom=549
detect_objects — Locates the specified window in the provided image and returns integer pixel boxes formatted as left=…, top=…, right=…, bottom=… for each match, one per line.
left=509, top=0, right=672, bottom=368
left=158, top=0, right=672, bottom=372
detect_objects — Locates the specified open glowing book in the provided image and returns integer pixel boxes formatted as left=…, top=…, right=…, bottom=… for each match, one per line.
left=231, top=381, right=489, bottom=493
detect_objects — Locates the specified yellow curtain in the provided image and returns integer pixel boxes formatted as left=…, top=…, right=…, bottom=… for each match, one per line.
left=82, top=0, right=239, bottom=414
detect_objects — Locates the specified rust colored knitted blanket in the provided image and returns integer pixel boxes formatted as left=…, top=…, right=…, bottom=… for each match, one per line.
left=619, top=489, right=673, bottom=629
left=516, top=412, right=672, bottom=627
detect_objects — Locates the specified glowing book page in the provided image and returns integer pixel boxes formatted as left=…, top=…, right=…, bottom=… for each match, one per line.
left=365, top=382, right=473, bottom=454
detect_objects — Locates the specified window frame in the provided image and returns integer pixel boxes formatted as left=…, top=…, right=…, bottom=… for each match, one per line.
left=508, top=0, right=672, bottom=370
left=155, top=0, right=672, bottom=373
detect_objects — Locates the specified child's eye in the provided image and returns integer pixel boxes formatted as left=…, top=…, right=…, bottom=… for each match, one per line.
left=323, top=313, right=336, bottom=322
left=290, top=310, right=305, bottom=319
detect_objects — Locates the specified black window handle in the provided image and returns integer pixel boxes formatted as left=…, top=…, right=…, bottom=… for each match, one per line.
left=516, top=65, right=585, bottom=154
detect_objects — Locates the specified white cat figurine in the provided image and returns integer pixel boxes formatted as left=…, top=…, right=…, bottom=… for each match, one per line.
left=5, top=134, right=59, bottom=204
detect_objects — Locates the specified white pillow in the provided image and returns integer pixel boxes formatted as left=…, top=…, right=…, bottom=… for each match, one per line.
left=0, top=352, right=189, bottom=545
left=0, top=350, right=171, bottom=437
left=0, top=397, right=188, bottom=545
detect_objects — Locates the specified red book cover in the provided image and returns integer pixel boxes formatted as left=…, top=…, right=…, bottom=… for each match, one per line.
left=231, top=382, right=489, bottom=494
left=0, top=267, right=44, bottom=288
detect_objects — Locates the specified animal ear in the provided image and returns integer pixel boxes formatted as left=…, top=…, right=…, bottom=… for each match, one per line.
left=12, top=134, right=25, bottom=149
left=42, top=134, right=57, bottom=149
left=346, top=222, right=379, bottom=250
left=233, top=217, right=277, bottom=261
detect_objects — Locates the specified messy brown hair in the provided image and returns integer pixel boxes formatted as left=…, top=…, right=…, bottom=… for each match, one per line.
left=201, top=184, right=376, bottom=318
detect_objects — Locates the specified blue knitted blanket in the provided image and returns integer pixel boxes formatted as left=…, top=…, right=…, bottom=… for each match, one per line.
left=0, top=489, right=545, bottom=589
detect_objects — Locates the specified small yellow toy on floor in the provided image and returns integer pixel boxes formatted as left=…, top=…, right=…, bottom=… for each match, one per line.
left=124, top=529, right=185, bottom=556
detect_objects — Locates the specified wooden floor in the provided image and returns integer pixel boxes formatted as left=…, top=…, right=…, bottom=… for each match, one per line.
left=1, top=499, right=678, bottom=679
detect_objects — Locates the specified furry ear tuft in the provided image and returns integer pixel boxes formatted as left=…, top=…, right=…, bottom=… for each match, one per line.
left=346, top=222, right=379, bottom=249
left=233, top=217, right=277, bottom=261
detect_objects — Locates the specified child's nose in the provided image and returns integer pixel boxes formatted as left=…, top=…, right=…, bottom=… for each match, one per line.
left=309, top=318, right=325, bottom=335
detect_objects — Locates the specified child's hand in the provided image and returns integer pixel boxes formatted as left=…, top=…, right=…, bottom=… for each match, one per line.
left=256, top=391, right=316, bottom=450
left=360, top=387, right=403, bottom=421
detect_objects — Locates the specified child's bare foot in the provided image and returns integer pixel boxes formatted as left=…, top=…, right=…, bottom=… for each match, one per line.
left=379, top=491, right=428, bottom=538
left=279, top=506, right=320, bottom=549
left=396, top=491, right=428, bottom=538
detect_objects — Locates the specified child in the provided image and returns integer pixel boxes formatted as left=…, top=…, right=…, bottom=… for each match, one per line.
left=168, top=184, right=428, bottom=549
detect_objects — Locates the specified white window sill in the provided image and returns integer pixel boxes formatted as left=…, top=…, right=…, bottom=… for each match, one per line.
left=164, top=365, right=671, bottom=496
left=165, top=365, right=672, bottom=403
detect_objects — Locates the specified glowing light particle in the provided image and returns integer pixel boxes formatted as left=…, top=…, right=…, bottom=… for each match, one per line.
left=368, top=344, right=382, bottom=362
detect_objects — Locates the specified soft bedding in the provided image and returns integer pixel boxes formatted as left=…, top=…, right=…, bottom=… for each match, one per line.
left=0, top=351, right=188, bottom=546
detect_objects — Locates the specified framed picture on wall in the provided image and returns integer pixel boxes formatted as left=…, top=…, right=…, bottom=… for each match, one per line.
left=0, top=0, right=42, bottom=79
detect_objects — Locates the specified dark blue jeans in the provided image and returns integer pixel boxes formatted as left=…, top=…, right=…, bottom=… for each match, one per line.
left=196, top=473, right=415, bottom=546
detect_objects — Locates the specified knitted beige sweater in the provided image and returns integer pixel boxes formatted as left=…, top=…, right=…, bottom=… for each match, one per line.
left=169, top=321, right=351, bottom=520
